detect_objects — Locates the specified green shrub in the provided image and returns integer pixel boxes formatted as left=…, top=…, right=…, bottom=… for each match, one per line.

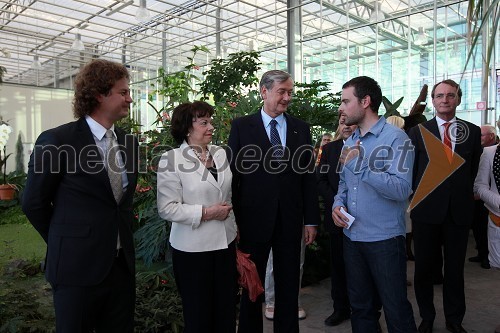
left=0, top=276, right=55, bottom=333
left=0, top=205, right=28, bottom=225
left=135, top=269, right=184, bottom=333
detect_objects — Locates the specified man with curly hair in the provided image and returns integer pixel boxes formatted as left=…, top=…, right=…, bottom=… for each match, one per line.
left=23, top=59, right=138, bottom=333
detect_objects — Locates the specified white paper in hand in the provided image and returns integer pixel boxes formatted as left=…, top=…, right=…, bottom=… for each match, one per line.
left=340, top=207, right=355, bottom=229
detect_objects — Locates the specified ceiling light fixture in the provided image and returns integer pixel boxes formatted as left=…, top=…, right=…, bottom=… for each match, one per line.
left=0, top=47, right=10, bottom=58
left=71, top=33, right=85, bottom=51
left=450, top=43, right=460, bottom=58
left=333, top=45, right=345, bottom=61
left=414, top=27, right=428, bottom=46
left=135, top=0, right=151, bottom=22
left=31, top=55, right=43, bottom=70
left=248, top=39, right=259, bottom=51
left=369, top=1, right=385, bottom=23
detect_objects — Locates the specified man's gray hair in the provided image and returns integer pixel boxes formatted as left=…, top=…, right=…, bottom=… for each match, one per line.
left=259, top=70, right=292, bottom=91
left=483, top=124, right=497, bottom=135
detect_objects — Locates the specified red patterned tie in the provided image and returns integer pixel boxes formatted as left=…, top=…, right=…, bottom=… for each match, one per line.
left=443, top=122, right=453, bottom=163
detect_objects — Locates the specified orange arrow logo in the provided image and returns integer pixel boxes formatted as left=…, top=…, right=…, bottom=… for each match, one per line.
left=409, top=124, right=465, bottom=210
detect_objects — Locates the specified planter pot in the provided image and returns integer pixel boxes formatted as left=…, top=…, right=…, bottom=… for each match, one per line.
left=0, top=184, right=16, bottom=200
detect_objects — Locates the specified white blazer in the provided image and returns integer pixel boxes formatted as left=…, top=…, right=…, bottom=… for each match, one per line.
left=157, top=141, right=237, bottom=252
left=474, top=144, right=500, bottom=216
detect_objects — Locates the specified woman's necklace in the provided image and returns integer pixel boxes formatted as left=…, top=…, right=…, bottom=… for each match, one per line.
left=191, top=147, right=210, bottom=163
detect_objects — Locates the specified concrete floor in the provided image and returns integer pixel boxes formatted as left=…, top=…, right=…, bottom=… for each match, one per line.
left=263, top=233, right=500, bottom=333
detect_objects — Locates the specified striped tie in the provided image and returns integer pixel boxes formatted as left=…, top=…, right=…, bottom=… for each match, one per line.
left=270, top=119, right=283, bottom=158
left=105, top=130, right=123, bottom=202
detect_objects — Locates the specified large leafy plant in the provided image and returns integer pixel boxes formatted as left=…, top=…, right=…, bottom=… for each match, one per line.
left=200, top=51, right=262, bottom=144
left=287, top=80, right=341, bottom=141
left=148, top=45, right=209, bottom=118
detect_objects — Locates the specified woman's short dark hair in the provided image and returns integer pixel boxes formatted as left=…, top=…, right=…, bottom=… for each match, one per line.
left=73, top=59, right=130, bottom=119
left=170, top=101, right=214, bottom=144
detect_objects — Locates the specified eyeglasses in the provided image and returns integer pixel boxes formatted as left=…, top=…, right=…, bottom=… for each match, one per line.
left=434, top=93, right=457, bottom=100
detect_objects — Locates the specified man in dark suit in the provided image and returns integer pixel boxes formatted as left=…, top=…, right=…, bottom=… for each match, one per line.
left=22, top=59, right=138, bottom=333
left=228, top=70, right=320, bottom=333
left=409, top=79, right=482, bottom=333
left=317, top=112, right=355, bottom=327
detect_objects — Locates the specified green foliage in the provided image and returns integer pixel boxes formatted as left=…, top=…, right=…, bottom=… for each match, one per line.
left=200, top=51, right=261, bottom=145
left=148, top=45, right=209, bottom=118
left=14, top=133, right=24, bottom=174
left=0, top=224, right=45, bottom=269
left=131, top=117, right=177, bottom=266
left=134, top=218, right=168, bottom=267
left=0, top=277, right=55, bottom=333
left=117, top=115, right=142, bottom=135
left=135, top=269, right=184, bottom=333
left=0, top=268, right=184, bottom=333
left=287, top=81, right=341, bottom=141
left=0, top=205, right=28, bottom=225
left=200, top=51, right=261, bottom=105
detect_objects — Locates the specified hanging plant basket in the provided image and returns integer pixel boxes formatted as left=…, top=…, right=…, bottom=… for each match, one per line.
left=0, top=184, right=16, bottom=200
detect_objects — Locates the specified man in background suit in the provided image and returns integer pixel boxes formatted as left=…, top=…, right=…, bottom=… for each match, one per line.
left=228, top=70, right=320, bottom=333
left=317, top=112, right=356, bottom=327
left=22, top=59, right=138, bottom=333
left=409, top=79, right=482, bottom=333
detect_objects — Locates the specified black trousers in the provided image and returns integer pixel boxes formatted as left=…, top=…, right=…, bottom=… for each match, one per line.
left=471, top=199, right=489, bottom=259
left=329, top=230, right=350, bottom=313
left=172, top=241, right=237, bottom=333
left=52, top=253, right=135, bottom=333
left=413, top=213, right=469, bottom=325
left=238, top=224, right=301, bottom=333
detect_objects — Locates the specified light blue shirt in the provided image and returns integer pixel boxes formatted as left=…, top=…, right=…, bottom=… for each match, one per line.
left=261, top=109, right=287, bottom=147
left=85, top=115, right=128, bottom=189
left=333, top=116, right=414, bottom=242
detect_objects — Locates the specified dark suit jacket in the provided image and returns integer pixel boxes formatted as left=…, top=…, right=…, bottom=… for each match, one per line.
left=22, top=117, right=138, bottom=286
left=228, top=112, right=320, bottom=243
left=408, top=117, right=481, bottom=225
left=317, top=139, right=344, bottom=234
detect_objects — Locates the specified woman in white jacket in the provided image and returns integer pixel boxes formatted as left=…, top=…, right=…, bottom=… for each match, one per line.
left=473, top=144, right=500, bottom=269
left=157, top=101, right=237, bottom=333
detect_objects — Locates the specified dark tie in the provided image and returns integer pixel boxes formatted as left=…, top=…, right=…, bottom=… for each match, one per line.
left=493, top=145, right=500, bottom=192
left=105, top=130, right=123, bottom=203
left=270, top=119, right=283, bottom=158
left=443, top=122, right=453, bottom=163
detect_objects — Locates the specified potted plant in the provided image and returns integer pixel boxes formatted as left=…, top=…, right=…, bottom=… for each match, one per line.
left=0, top=116, right=15, bottom=200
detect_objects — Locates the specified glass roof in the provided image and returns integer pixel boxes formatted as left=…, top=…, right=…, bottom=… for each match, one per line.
left=0, top=0, right=468, bottom=87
